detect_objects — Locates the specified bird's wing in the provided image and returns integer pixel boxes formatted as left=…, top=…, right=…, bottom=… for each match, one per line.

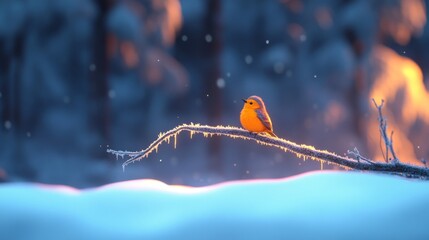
left=256, top=109, right=273, bottom=131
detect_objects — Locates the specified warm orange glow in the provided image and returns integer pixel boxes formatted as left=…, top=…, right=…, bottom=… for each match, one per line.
left=381, top=0, right=426, bottom=45
left=371, top=46, right=429, bottom=126
left=315, top=8, right=332, bottom=29
left=369, top=46, right=429, bottom=165
left=120, top=41, right=139, bottom=68
left=324, top=101, right=344, bottom=128
left=107, top=0, right=183, bottom=68
left=157, top=0, right=182, bottom=46
left=167, top=0, right=183, bottom=45
left=401, top=0, right=426, bottom=33
left=283, top=0, right=303, bottom=13
left=288, top=23, right=305, bottom=41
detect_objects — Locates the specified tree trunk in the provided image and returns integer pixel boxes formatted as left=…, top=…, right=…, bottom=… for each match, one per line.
left=204, top=0, right=223, bottom=173
left=10, top=34, right=35, bottom=179
left=91, top=0, right=111, bottom=159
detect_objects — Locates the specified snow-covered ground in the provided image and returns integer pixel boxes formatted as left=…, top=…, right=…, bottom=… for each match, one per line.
left=0, top=171, right=428, bottom=239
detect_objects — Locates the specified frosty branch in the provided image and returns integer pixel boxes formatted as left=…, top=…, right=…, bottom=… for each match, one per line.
left=372, top=99, right=399, bottom=163
left=108, top=100, right=429, bottom=179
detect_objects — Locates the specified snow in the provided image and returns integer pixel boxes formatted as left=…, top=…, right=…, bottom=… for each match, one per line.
left=1, top=171, right=428, bottom=239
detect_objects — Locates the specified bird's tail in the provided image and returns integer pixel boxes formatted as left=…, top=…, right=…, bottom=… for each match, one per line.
left=267, top=131, right=278, bottom=138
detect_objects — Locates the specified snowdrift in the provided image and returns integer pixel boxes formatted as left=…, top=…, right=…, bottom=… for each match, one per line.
left=1, top=171, right=428, bottom=239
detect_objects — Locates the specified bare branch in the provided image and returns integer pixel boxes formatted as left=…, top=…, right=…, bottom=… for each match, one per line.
left=107, top=123, right=429, bottom=179
left=389, top=131, right=399, bottom=163
left=372, top=99, right=399, bottom=163
left=379, top=133, right=386, bottom=162
left=347, top=147, right=375, bottom=164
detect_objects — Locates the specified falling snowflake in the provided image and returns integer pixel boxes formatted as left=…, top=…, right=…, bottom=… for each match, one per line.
left=4, top=121, right=11, bottom=130
left=205, top=34, right=212, bottom=43
left=216, top=78, right=225, bottom=88
left=245, top=55, right=253, bottom=64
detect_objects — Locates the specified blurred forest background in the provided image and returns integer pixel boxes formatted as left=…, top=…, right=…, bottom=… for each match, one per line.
left=1, top=0, right=428, bottom=187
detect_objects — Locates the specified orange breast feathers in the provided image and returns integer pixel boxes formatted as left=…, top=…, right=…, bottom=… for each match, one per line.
left=240, top=96, right=277, bottom=137
left=240, top=108, right=270, bottom=132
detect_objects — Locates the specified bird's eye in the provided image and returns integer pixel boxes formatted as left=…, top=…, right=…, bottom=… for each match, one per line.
left=249, top=101, right=253, bottom=105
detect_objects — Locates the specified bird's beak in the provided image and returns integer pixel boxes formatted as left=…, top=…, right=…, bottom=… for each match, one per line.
left=241, top=99, right=247, bottom=103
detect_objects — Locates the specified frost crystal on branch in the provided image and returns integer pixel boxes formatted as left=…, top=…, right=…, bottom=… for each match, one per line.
left=108, top=123, right=429, bottom=179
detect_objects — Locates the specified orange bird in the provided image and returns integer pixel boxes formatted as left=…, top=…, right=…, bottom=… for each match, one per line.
left=240, top=95, right=277, bottom=137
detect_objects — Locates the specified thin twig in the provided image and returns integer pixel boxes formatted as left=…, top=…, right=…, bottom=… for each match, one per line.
left=107, top=123, right=429, bottom=179
left=389, top=131, right=399, bottom=163
left=347, top=147, right=375, bottom=164
left=372, top=99, right=399, bottom=163
left=379, top=132, right=386, bottom=162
